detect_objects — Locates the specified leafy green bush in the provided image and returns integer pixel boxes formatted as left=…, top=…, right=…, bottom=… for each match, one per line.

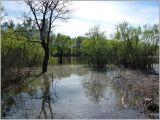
left=81, top=24, right=159, bottom=70
left=1, top=28, right=44, bottom=70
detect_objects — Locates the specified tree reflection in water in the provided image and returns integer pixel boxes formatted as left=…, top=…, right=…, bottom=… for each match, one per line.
left=38, top=73, right=54, bottom=119
left=82, top=71, right=108, bottom=103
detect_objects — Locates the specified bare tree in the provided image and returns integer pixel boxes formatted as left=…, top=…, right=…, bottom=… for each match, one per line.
left=25, top=1, right=72, bottom=73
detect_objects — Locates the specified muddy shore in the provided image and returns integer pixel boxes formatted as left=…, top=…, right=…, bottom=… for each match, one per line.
left=111, top=68, right=159, bottom=119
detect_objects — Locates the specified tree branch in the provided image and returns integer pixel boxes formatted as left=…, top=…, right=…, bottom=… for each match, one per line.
left=27, top=1, right=41, bottom=30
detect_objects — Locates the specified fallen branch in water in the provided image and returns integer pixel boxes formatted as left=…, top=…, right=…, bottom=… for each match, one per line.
left=121, top=91, right=127, bottom=108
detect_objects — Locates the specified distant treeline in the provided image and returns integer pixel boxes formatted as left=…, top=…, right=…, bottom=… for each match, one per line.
left=1, top=20, right=159, bottom=71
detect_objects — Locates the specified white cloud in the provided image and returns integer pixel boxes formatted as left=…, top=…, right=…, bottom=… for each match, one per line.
left=54, top=1, right=158, bottom=37
left=54, top=18, right=95, bottom=38
left=72, top=1, right=122, bottom=24
left=2, top=1, right=158, bottom=38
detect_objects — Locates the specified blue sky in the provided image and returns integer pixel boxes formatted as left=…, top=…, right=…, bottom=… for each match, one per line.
left=2, top=1, right=159, bottom=38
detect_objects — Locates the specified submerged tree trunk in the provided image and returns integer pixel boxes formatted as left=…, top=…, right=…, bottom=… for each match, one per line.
left=59, top=49, right=63, bottom=64
left=42, top=47, right=49, bottom=73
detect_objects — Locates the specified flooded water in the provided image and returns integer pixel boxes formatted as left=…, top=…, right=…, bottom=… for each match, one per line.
left=2, top=65, right=151, bottom=119
left=152, top=63, right=159, bottom=74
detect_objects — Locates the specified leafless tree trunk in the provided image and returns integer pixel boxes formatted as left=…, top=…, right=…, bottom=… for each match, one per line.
left=26, top=1, right=71, bottom=73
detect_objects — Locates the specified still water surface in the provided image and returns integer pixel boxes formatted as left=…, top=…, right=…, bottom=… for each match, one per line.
left=2, top=65, right=149, bottom=119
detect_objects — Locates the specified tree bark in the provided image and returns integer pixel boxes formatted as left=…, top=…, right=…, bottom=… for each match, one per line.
left=42, top=47, right=49, bottom=73
left=59, top=49, right=63, bottom=64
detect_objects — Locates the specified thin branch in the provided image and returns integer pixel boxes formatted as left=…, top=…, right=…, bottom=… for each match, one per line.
left=27, top=1, right=41, bottom=30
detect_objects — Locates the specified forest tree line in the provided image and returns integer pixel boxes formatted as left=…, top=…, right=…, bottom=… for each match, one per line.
left=1, top=20, right=159, bottom=72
